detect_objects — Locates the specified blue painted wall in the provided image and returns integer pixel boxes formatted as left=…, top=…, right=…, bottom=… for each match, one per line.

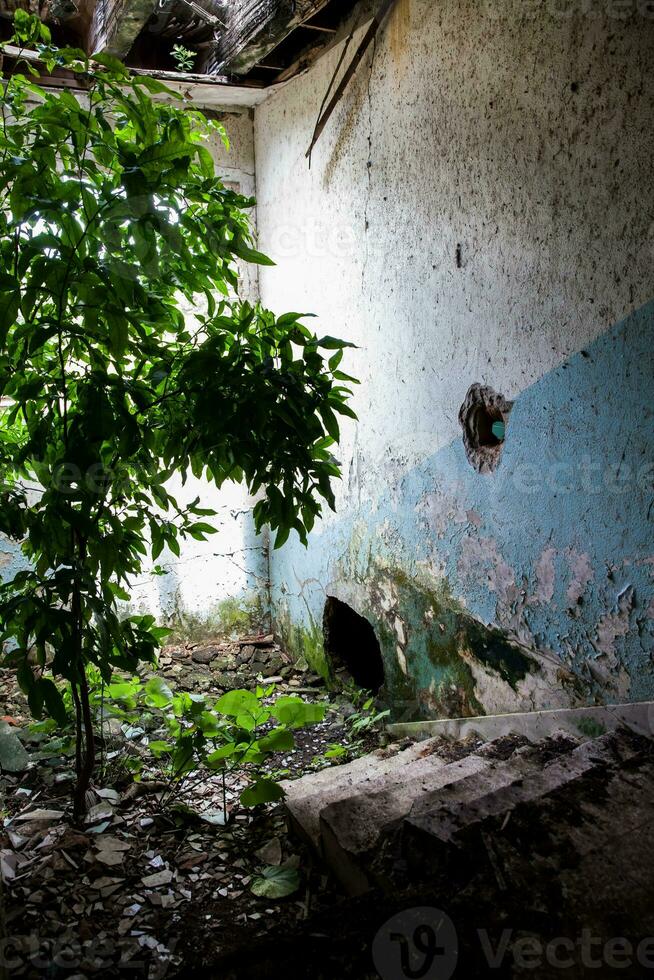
left=271, top=302, right=654, bottom=718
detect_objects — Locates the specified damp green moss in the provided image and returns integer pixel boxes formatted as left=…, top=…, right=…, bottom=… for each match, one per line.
left=167, top=593, right=267, bottom=643
left=330, top=555, right=540, bottom=721
left=367, top=565, right=484, bottom=718
left=274, top=605, right=331, bottom=680
left=459, top=616, right=532, bottom=689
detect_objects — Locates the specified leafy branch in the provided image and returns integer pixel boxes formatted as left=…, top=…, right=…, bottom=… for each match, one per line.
left=0, top=13, right=356, bottom=819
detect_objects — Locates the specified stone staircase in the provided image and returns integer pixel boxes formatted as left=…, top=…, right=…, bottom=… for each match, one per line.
left=282, top=725, right=654, bottom=898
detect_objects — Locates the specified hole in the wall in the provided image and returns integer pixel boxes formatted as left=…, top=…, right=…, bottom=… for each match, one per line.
left=459, top=383, right=513, bottom=474
left=323, top=597, right=384, bottom=692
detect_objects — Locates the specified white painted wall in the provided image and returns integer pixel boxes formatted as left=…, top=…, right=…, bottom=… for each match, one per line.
left=253, top=0, right=654, bottom=712
left=127, top=108, right=271, bottom=633
left=254, top=0, right=653, bottom=501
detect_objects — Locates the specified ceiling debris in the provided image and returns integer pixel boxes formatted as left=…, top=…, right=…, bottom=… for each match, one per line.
left=0, top=0, right=377, bottom=89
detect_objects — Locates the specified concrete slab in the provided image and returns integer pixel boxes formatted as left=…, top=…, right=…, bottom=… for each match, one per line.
left=402, top=728, right=650, bottom=870
left=280, top=737, right=447, bottom=849
left=387, top=700, right=654, bottom=743
left=318, top=753, right=492, bottom=895
left=317, top=736, right=552, bottom=895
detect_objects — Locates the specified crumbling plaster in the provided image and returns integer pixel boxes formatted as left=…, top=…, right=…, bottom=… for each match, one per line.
left=253, top=0, right=654, bottom=716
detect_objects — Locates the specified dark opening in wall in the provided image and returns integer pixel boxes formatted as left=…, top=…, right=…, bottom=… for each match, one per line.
left=323, top=597, right=384, bottom=692
left=459, top=384, right=513, bottom=474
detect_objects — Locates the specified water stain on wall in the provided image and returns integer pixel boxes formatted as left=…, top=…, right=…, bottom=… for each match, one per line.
left=389, top=0, right=412, bottom=77
left=270, top=300, right=654, bottom=719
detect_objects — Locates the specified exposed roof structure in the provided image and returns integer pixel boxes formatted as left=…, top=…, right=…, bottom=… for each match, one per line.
left=0, top=0, right=369, bottom=90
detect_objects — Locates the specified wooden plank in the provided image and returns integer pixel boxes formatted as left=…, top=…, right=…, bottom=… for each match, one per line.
left=273, top=0, right=377, bottom=84
left=88, top=0, right=157, bottom=57
left=200, top=0, right=334, bottom=76
left=0, top=43, right=272, bottom=109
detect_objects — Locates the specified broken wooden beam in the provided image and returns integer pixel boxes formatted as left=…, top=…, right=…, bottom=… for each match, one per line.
left=88, top=0, right=157, bottom=58
left=0, top=42, right=269, bottom=109
left=200, top=0, right=334, bottom=76
left=305, top=0, right=397, bottom=160
left=272, top=0, right=377, bottom=85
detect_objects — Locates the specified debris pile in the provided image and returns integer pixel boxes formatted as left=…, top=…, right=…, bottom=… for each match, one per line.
left=0, top=634, right=378, bottom=979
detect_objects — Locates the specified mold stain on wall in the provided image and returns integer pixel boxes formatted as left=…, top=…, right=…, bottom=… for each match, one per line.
left=268, top=300, right=654, bottom=720
left=254, top=0, right=654, bottom=719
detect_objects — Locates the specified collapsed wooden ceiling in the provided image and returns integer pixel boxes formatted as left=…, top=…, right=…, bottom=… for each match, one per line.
left=0, top=0, right=369, bottom=87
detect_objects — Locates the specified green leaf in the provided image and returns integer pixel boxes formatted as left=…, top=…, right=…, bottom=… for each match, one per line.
left=316, top=336, right=356, bottom=350
left=271, top=697, right=326, bottom=729
left=231, top=239, right=275, bottom=267
left=134, top=76, right=179, bottom=98
left=257, top=727, right=295, bottom=753
left=195, top=710, right=222, bottom=736
left=40, top=679, right=68, bottom=727
left=250, top=865, right=300, bottom=898
left=206, top=743, right=236, bottom=768
left=92, top=51, right=129, bottom=76
left=216, top=689, right=260, bottom=717
left=108, top=681, right=139, bottom=700
left=148, top=739, right=173, bottom=757
left=240, top=778, right=285, bottom=807
left=274, top=525, right=291, bottom=550
left=144, top=676, right=174, bottom=708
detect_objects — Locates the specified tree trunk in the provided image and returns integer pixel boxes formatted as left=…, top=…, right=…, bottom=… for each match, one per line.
left=72, top=669, right=96, bottom=822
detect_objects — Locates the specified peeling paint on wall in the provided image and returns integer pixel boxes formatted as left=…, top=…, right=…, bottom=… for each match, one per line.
left=533, top=547, right=556, bottom=605
left=263, top=298, right=654, bottom=716
left=565, top=550, right=595, bottom=609
left=255, top=0, right=654, bottom=719
left=593, top=585, right=635, bottom=663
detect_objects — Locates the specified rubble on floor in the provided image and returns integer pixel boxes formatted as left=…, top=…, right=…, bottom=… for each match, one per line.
left=6, top=634, right=654, bottom=980
left=0, top=636, right=381, bottom=979
left=160, top=634, right=326, bottom=694
left=220, top=723, right=654, bottom=979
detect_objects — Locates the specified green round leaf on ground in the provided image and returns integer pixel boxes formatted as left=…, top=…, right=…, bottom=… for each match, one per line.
left=250, top=865, right=300, bottom=899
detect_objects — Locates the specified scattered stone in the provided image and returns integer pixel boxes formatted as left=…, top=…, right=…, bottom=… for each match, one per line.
left=0, top=632, right=340, bottom=979
left=141, top=869, right=173, bottom=888
left=254, top=838, right=282, bottom=866
left=238, top=634, right=274, bottom=648
left=213, top=672, right=248, bottom=691
left=191, top=647, right=219, bottom=665
left=0, top=725, right=30, bottom=773
left=13, top=808, right=64, bottom=824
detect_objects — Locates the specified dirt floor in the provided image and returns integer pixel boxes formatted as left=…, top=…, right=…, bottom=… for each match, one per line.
left=6, top=641, right=649, bottom=980
left=0, top=637, right=384, bottom=979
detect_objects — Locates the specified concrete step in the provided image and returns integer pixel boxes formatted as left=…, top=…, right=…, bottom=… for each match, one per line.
left=317, top=735, right=547, bottom=895
left=387, top=699, right=654, bottom=742
left=402, top=727, right=649, bottom=875
left=280, top=736, right=450, bottom=850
